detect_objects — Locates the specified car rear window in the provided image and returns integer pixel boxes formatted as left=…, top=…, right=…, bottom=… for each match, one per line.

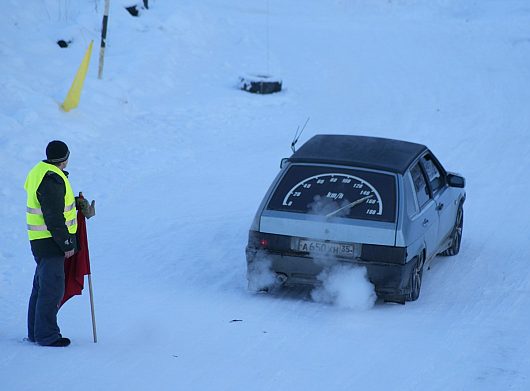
left=267, top=164, right=397, bottom=222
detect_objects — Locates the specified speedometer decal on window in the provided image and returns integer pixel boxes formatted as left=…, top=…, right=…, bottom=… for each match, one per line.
left=281, top=173, right=383, bottom=218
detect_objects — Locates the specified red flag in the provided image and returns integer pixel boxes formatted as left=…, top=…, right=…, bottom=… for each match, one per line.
left=61, top=208, right=91, bottom=306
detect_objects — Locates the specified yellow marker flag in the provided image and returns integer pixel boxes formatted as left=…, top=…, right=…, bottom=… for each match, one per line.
left=62, top=40, right=94, bottom=112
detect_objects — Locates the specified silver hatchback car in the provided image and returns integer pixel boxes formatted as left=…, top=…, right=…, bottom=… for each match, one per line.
left=246, top=135, right=466, bottom=303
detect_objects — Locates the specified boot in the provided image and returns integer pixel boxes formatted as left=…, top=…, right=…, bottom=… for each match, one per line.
left=46, top=337, right=71, bottom=347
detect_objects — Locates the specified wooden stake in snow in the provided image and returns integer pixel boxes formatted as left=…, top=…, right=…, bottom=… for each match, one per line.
left=98, top=0, right=110, bottom=80
left=88, top=274, right=98, bottom=343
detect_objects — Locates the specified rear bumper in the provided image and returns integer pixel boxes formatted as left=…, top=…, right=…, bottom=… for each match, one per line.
left=246, top=247, right=415, bottom=298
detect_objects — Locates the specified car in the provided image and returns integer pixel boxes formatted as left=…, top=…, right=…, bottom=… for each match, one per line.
left=245, top=134, right=466, bottom=303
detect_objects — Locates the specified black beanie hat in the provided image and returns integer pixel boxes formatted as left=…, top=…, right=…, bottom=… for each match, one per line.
left=45, top=140, right=70, bottom=163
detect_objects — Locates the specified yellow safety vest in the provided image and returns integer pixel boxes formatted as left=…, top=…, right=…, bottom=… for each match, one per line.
left=24, top=161, right=77, bottom=241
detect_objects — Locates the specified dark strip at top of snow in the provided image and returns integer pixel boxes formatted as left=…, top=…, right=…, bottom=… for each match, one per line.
left=289, top=134, right=427, bottom=174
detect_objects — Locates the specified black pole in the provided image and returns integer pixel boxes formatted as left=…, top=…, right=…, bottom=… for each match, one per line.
left=98, top=0, right=110, bottom=79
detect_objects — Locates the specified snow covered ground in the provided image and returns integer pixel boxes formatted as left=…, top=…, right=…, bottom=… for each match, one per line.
left=1, top=0, right=530, bottom=389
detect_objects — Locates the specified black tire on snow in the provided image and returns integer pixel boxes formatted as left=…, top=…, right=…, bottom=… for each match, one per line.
left=406, top=252, right=425, bottom=302
left=239, top=74, right=282, bottom=94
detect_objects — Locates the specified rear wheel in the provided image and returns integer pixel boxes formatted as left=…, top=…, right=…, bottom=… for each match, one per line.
left=406, top=252, right=425, bottom=302
left=440, top=205, right=464, bottom=256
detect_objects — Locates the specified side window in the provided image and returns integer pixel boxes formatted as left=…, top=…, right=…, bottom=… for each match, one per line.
left=404, top=171, right=420, bottom=217
left=421, top=154, right=444, bottom=194
left=410, top=163, right=430, bottom=208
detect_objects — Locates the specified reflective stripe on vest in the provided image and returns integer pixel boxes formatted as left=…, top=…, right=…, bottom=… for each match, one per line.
left=27, top=217, right=78, bottom=231
left=24, top=161, right=78, bottom=241
left=27, top=201, right=76, bottom=215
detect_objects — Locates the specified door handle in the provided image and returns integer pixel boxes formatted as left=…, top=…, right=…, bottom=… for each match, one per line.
left=422, top=218, right=429, bottom=227
left=436, top=203, right=444, bottom=211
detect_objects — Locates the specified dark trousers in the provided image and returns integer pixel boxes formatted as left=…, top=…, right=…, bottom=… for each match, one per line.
left=27, top=255, right=65, bottom=345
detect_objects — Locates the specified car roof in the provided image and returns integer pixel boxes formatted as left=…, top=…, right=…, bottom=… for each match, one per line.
left=289, top=134, right=428, bottom=174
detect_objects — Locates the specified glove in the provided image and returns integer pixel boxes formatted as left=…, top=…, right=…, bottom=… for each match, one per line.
left=83, top=199, right=96, bottom=219
left=76, top=193, right=96, bottom=219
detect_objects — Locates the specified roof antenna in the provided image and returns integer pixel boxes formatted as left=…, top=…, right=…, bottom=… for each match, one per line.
left=291, top=117, right=310, bottom=153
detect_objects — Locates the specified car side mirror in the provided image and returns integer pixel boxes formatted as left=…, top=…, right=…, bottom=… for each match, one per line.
left=280, top=158, right=289, bottom=169
left=447, top=173, right=465, bottom=188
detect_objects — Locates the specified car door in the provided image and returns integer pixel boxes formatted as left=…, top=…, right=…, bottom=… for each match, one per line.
left=419, top=153, right=456, bottom=246
left=409, top=162, right=439, bottom=260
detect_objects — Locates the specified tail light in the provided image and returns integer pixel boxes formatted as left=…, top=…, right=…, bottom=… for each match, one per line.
left=247, top=231, right=291, bottom=252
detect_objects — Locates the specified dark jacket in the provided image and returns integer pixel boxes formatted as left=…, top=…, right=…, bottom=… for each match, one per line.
left=30, top=169, right=77, bottom=258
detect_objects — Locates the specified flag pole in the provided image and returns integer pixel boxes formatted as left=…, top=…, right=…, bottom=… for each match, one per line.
left=98, top=0, right=110, bottom=79
left=88, top=273, right=98, bottom=343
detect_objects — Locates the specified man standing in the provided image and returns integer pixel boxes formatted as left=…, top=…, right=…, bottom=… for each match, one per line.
left=24, top=140, right=89, bottom=347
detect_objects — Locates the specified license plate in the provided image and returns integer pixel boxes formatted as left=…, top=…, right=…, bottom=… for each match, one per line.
left=296, top=239, right=355, bottom=258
